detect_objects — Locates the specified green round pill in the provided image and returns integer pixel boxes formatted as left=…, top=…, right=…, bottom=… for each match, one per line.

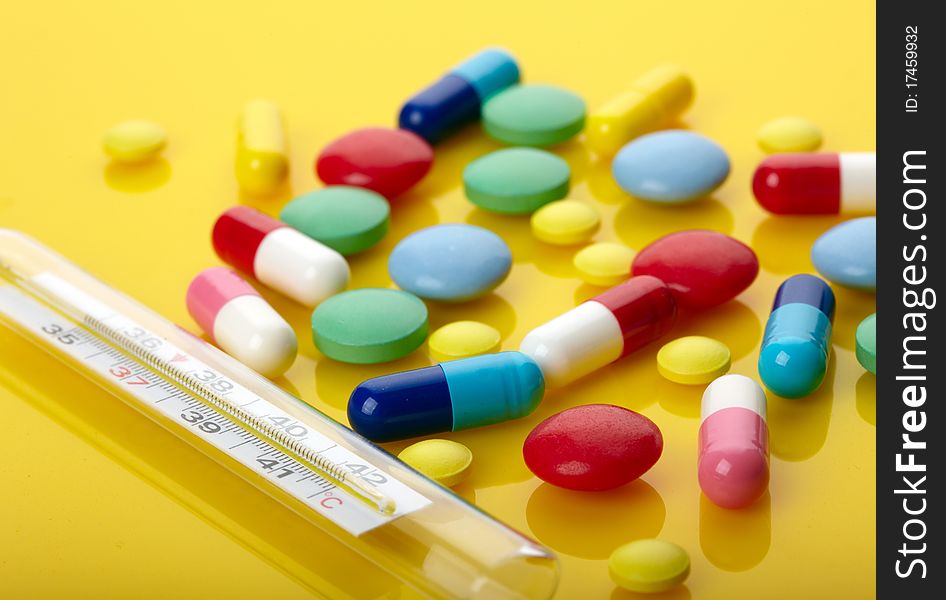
left=311, top=289, right=428, bottom=364
left=279, top=186, right=390, bottom=255
left=482, top=84, right=586, bottom=147
left=855, top=313, right=876, bottom=375
left=463, top=148, right=570, bottom=215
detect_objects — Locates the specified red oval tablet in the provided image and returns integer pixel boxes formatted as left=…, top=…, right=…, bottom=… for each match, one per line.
left=523, top=404, right=663, bottom=491
left=631, top=230, right=759, bottom=309
left=315, top=127, right=433, bottom=198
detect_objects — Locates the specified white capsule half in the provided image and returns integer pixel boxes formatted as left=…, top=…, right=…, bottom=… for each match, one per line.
left=839, top=152, right=876, bottom=213
left=254, top=227, right=351, bottom=307
left=212, top=206, right=350, bottom=307
left=519, top=301, right=623, bottom=388
left=186, top=267, right=298, bottom=377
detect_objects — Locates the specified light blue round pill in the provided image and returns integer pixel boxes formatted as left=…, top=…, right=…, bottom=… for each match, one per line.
left=611, top=130, right=731, bottom=203
left=389, top=224, right=513, bottom=302
left=811, top=217, right=876, bottom=290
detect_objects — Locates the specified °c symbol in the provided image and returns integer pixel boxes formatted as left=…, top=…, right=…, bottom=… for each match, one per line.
left=321, top=494, right=342, bottom=509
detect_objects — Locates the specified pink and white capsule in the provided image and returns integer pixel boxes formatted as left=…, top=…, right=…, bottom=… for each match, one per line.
left=698, top=374, right=769, bottom=509
left=186, top=267, right=297, bottom=378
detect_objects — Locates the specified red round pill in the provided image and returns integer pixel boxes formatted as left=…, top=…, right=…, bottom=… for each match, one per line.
left=631, top=230, right=759, bottom=309
left=315, top=127, right=433, bottom=199
left=523, top=404, right=663, bottom=491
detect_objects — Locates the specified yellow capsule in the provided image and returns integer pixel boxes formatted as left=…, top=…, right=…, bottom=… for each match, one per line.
left=585, top=65, right=694, bottom=156
left=573, top=242, right=635, bottom=287
left=236, top=99, right=289, bottom=195
left=398, top=439, right=473, bottom=487
left=428, top=321, right=501, bottom=362
left=756, top=116, right=823, bottom=153
left=656, top=335, right=731, bottom=385
left=530, top=200, right=600, bottom=245
left=609, top=539, right=690, bottom=593
left=103, top=120, right=167, bottom=163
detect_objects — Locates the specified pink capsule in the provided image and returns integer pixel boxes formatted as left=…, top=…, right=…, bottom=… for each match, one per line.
left=698, top=374, right=769, bottom=509
left=186, top=267, right=297, bottom=377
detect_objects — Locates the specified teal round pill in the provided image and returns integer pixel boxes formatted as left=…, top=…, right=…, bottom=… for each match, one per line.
left=463, top=148, right=570, bottom=215
left=856, top=313, right=876, bottom=375
left=311, top=289, right=428, bottom=364
left=482, top=84, right=586, bottom=147
left=279, top=186, right=390, bottom=255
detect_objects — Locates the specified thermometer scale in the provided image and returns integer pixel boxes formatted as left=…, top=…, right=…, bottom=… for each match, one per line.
left=0, top=229, right=558, bottom=599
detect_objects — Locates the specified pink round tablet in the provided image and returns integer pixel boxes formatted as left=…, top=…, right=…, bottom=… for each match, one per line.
left=631, top=230, right=759, bottom=309
left=523, top=404, right=663, bottom=491
left=315, top=127, right=433, bottom=198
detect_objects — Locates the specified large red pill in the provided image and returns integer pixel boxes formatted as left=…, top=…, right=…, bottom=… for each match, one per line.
left=315, top=127, right=434, bottom=198
left=523, top=404, right=663, bottom=491
left=631, top=230, right=758, bottom=309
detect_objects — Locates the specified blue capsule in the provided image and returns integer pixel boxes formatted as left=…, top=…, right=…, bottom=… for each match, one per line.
left=348, top=351, right=544, bottom=442
left=398, top=49, right=520, bottom=144
left=758, top=274, right=835, bottom=398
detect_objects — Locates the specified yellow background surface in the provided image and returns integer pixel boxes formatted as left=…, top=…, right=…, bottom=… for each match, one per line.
left=0, top=1, right=876, bottom=598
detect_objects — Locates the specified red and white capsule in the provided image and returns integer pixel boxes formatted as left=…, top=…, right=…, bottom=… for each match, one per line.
left=519, top=275, right=676, bottom=388
left=186, top=267, right=298, bottom=377
left=698, top=374, right=769, bottom=509
left=752, top=152, right=875, bottom=215
left=212, top=206, right=349, bottom=306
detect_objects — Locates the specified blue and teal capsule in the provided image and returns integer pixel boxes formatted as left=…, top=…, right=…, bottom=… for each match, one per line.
left=758, top=274, right=836, bottom=398
left=398, top=49, right=520, bottom=144
left=348, top=351, right=544, bottom=442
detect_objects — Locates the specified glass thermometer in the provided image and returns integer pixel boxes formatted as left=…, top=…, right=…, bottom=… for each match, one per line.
left=0, top=229, right=559, bottom=600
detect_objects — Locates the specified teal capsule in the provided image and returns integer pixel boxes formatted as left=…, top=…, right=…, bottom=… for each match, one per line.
left=758, top=274, right=835, bottom=398
left=348, top=351, right=544, bottom=442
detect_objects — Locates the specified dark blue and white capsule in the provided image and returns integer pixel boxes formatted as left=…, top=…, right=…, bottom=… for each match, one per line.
left=758, top=274, right=835, bottom=398
left=348, top=351, right=544, bottom=442
left=398, top=48, right=520, bottom=144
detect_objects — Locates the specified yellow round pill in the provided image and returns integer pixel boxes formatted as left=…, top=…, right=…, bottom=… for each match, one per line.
left=657, top=336, right=731, bottom=385
left=756, top=116, right=823, bottom=153
left=573, top=242, right=635, bottom=287
left=103, top=120, right=167, bottom=163
left=398, top=439, right=473, bottom=487
left=608, top=539, right=690, bottom=593
left=428, top=321, right=501, bottom=362
left=530, top=200, right=601, bottom=245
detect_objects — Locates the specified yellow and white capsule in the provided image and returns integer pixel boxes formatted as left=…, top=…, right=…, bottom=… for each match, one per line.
left=236, top=99, right=289, bottom=195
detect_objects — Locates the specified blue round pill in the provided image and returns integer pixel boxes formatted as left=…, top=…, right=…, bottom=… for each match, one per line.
left=811, top=217, right=876, bottom=291
left=611, top=130, right=731, bottom=203
left=388, top=224, right=512, bottom=302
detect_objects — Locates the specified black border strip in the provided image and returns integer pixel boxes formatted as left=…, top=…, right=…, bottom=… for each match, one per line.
left=877, top=1, right=942, bottom=597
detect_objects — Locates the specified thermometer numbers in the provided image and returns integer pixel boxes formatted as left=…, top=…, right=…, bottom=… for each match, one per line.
left=108, top=364, right=150, bottom=385
left=256, top=457, right=296, bottom=479
left=191, top=368, right=235, bottom=394
left=123, top=326, right=162, bottom=350
left=41, top=323, right=81, bottom=345
left=338, top=461, right=388, bottom=486
left=264, top=414, right=308, bottom=438
left=180, top=409, right=224, bottom=434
